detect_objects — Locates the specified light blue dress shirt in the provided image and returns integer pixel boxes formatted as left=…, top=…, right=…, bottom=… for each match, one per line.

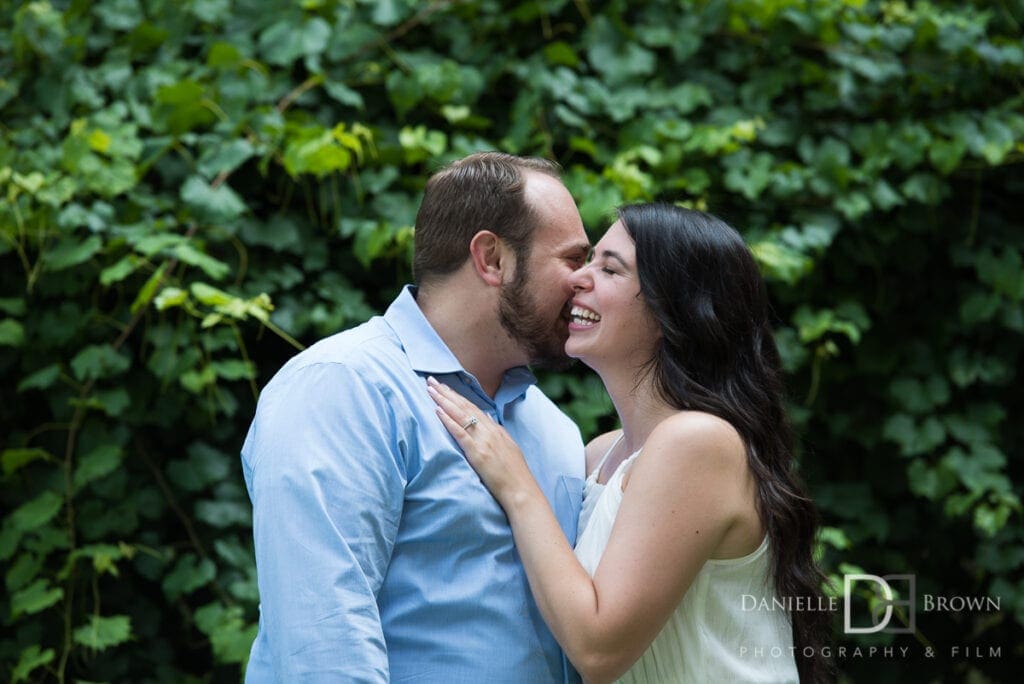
left=241, top=286, right=585, bottom=682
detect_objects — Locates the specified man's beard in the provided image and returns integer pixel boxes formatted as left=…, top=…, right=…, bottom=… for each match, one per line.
left=498, top=262, right=573, bottom=371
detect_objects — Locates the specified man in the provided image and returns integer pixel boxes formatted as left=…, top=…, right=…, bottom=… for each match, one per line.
left=241, top=152, right=592, bottom=682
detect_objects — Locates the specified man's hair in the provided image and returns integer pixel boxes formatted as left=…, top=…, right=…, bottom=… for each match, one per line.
left=412, top=152, right=562, bottom=286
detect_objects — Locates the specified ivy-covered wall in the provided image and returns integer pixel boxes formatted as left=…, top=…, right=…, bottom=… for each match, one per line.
left=2, top=0, right=1022, bottom=681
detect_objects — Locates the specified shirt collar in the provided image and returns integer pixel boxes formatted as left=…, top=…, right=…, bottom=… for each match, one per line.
left=382, top=285, right=537, bottom=399
left=383, top=285, right=463, bottom=375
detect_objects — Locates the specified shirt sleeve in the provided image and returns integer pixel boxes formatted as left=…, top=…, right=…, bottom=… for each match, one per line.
left=242, top=361, right=407, bottom=681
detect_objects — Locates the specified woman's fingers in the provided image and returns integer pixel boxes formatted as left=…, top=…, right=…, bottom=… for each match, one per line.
left=425, top=377, right=532, bottom=504
left=426, top=377, right=467, bottom=418
left=426, top=377, right=485, bottom=441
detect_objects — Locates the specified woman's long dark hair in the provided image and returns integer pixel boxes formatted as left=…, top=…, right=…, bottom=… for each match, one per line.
left=619, top=203, right=832, bottom=683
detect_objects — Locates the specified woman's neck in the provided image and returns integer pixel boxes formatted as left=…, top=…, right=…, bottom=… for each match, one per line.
left=598, top=363, right=678, bottom=455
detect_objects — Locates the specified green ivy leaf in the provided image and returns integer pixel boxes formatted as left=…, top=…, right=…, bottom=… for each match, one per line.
left=162, top=553, right=216, bottom=599
left=154, top=80, right=216, bottom=134
left=166, top=442, right=231, bottom=493
left=99, top=254, right=140, bottom=286
left=190, top=0, right=230, bottom=23
left=834, top=192, right=871, bottom=220
left=9, top=490, right=64, bottom=533
left=258, top=19, right=307, bottom=65
left=238, top=215, right=302, bottom=251
left=207, top=41, right=242, bottom=68
left=973, top=503, right=1011, bottom=537
left=882, top=414, right=946, bottom=457
left=74, top=444, right=124, bottom=489
left=17, top=364, right=62, bottom=393
left=180, top=365, right=217, bottom=393
left=870, top=179, right=904, bottom=210
left=130, top=263, right=169, bottom=314
left=888, top=375, right=951, bottom=413
left=197, top=139, right=256, bottom=178
left=959, top=289, right=1001, bottom=325
left=900, top=173, right=945, bottom=204
left=0, top=318, right=25, bottom=346
left=398, top=125, right=447, bottom=165
left=10, top=578, right=64, bottom=617
left=943, top=446, right=1008, bottom=494
left=818, top=526, right=852, bottom=550
left=2, top=448, right=53, bottom=477
left=194, top=601, right=259, bottom=665
left=544, top=40, right=579, bottom=67
left=195, top=499, right=252, bottom=529
left=154, top=286, right=189, bottom=311
left=370, top=0, right=405, bottom=26
left=793, top=306, right=866, bottom=344
left=211, top=359, right=255, bottom=381
left=181, top=176, right=247, bottom=224
left=0, top=297, right=26, bottom=315
left=929, top=137, right=967, bottom=174
left=11, top=645, right=55, bottom=683
left=5, top=552, right=42, bottom=592
left=190, top=282, right=232, bottom=307
left=723, top=150, right=774, bottom=200
left=70, top=344, right=131, bottom=382
left=94, top=0, right=142, bottom=31
left=283, top=126, right=353, bottom=178
left=73, top=614, right=133, bottom=650
left=907, top=458, right=958, bottom=501
left=172, top=243, right=230, bottom=280
left=586, top=18, right=656, bottom=86
left=750, top=240, right=813, bottom=284
left=979, top=116, right=1015, bottom=164
left=324, top=78, right=365, bottom=109
left=43, top=235, right=103, bottom=271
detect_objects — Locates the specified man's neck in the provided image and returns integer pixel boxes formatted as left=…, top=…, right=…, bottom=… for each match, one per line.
left=416, top=283, right=525, bottom=397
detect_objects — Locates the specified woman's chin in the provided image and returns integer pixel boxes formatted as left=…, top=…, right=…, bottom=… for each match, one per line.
left=563, top=342, right=590, bottom=365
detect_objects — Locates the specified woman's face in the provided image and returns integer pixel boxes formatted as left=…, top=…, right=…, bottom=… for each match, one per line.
left=565, top=220, right=661, bottom=370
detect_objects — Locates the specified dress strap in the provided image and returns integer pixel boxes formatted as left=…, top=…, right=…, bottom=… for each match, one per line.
left=588, top=432, right=624, bottom=481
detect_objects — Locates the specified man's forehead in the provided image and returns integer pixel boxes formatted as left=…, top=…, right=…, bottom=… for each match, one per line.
left=522, top=173, right=588, bottom=248
left=535, top=219, right=589, bottom=250
left=522, top=170, right=568, bottom=206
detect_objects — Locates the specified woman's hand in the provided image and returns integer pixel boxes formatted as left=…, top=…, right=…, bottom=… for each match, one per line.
left=426, top=376, right=536, bottom=505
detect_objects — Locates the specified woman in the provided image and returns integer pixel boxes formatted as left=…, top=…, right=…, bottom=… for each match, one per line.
left=428, top=203, right=830, bottom=683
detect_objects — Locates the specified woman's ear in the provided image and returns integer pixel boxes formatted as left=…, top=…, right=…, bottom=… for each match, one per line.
left=468, top=230, right=512, bottom=287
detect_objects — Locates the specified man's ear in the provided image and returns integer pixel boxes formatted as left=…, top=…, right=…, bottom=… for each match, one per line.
left=468, top=230, right=512, bottom=287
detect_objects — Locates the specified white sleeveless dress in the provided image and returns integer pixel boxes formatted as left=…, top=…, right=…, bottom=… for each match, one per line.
left=573, top=439, right=799, bottom=683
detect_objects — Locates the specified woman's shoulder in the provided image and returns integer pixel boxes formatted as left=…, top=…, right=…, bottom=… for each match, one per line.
left=584, top=429, right=623, bottom=475
left=643, top=411, right=747, bottom=473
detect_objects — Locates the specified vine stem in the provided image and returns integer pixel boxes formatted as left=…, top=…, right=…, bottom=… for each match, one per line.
left=805, top=347, right=824, bottom=407
left=347, top=0, right=463, bottom=63
left=53, top=122, right=240, bottom=684
left=276, top=74, right=325, bottom=114
left=139, top=444, right=234, bottom=607
left=263, top=319, right=305, bottom=351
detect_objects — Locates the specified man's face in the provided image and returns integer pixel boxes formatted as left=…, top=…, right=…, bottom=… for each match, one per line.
left=498, top=173, right=589, bottom=369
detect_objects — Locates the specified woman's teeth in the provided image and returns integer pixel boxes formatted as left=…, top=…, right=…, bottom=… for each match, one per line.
left=571, top=306, right=601, bottom=326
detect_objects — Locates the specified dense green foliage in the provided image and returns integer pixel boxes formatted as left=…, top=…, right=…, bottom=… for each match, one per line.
left=2, top=0, right=1022, bottom=680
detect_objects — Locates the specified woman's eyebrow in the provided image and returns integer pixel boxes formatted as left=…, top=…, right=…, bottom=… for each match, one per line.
left=600, top=249, right=630, bottom=269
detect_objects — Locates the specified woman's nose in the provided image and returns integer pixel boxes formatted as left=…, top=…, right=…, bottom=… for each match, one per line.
left=568, top=264, right=591, bottom=291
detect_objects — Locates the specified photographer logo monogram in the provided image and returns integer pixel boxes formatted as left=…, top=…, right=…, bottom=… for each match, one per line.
left=844, top=574, right=916, bottom=634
